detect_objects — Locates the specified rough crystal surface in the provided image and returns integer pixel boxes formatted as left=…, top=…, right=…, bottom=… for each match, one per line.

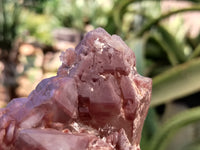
left=0, top=28, right=152, bottom=150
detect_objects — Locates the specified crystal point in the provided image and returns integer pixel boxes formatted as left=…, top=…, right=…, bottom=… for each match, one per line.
left=0, top=28, right=152, bottom=150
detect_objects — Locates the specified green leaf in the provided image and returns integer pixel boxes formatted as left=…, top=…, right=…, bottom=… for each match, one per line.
left=156, top=26, right=186, bottom=63
left=137, top=6, right=200, bottom=36
left=113, top=0, right=138, bottom=33
left=149, top=106, right=200, bottom=150
left=127, top=38, right=146, bottom=75
left=144, top=25, right=186, bottom=67
left=141, top=108, right=159, bottom=150
left=151, top=58, right=200, bottom=107
left=182, top=138, right=200, bottom=150
left=189, top=43, right=200, bottom=60
left=149, top=32, right=179, bottom=66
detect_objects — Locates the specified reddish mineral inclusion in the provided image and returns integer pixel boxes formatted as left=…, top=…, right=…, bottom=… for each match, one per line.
left=0, top=28, right=152, bottom=150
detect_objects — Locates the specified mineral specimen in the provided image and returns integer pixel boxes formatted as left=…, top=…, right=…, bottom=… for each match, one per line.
left=0, top=28, right=152, bottom=150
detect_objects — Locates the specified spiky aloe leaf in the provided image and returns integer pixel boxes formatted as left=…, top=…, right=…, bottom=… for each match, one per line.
left=151, top=58, right=200, bottom=107
left=149, top=106, right=200, bottom=150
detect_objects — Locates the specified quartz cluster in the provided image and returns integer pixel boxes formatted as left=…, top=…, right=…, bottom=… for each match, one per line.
left=0, top=28, right=152, bottom=150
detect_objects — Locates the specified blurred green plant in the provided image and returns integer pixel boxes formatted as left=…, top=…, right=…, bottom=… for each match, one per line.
left=15, top=0, right=118, bottom=44
left=43, top=0, right=117, bottom=33
left=149, top=106, right=200, bottom=150
left=18, top=10, right=60, bottom=44
left=0, top=0, right=24, bottom=100
left=112, top=1, right=200, bottom=150
left=0, top=0, right=21, bottom=51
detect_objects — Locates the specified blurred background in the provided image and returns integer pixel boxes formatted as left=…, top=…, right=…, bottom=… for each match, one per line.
left=0, top=0, right=200, bottom=149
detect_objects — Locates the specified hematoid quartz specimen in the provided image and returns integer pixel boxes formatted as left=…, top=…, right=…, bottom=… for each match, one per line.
left=0, top=28, right=152, bottom=150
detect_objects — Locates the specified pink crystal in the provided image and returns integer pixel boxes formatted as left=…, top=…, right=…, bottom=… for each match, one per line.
left=0, top=28, right=152, bottom=150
